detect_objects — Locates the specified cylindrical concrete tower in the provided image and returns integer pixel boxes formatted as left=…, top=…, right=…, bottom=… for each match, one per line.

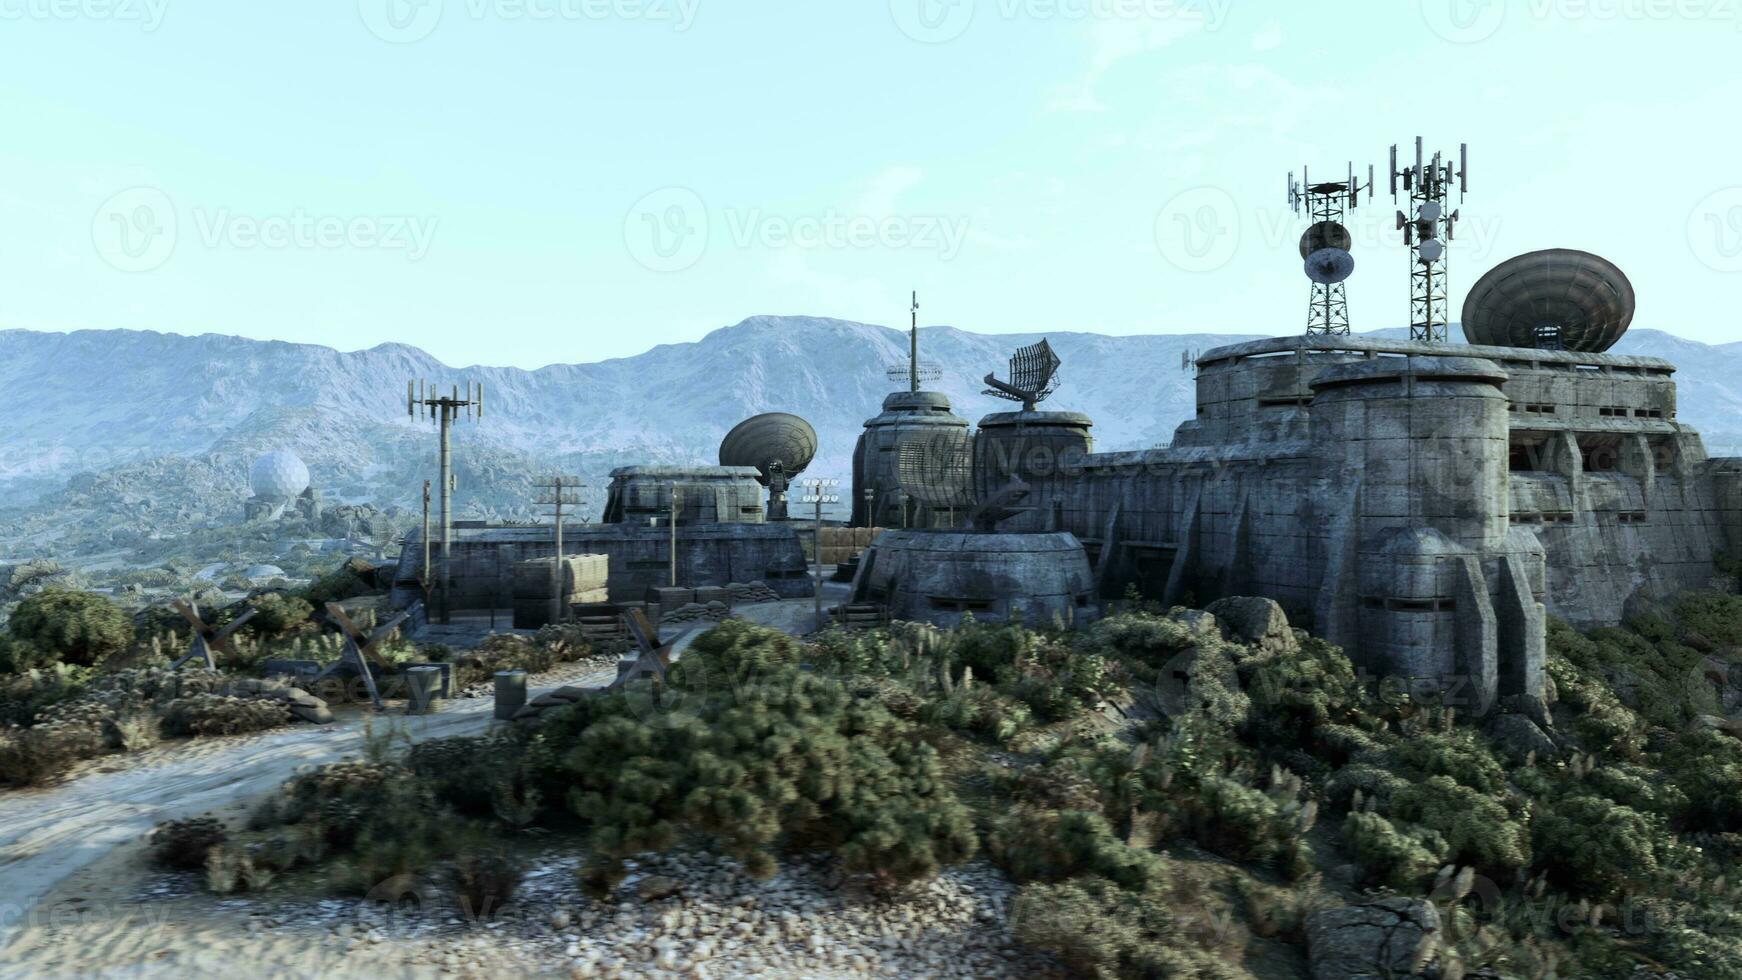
left=851, top=391, right=973, bottom=528
left=1310, top=356, right=1511, bottom=551
left=972, top=411, right=1094, bottom=503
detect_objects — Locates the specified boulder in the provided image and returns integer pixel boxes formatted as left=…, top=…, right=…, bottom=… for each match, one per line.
left=635, top=875, right=683, bottom=902
left=1206, top=596, right=1299, bottom=656
left=1166, top=608, right=1220, bottom=639
left=289, top=702, right=334, bottom=725
left=1306, top=898, right=1441, bottom=980
left=1488, top=713, right=1559, bottom=763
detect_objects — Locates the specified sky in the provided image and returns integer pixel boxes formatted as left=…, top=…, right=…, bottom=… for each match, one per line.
left=1, top=0, right=1739, bottom=369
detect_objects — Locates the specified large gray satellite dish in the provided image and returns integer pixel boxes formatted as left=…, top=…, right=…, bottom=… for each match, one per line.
left=1304, top=247, right=1355, bottom=285
left=1417, top=239, right=1445, bottom=264
left=1461, top=248, right=1636, bottom=353
left=1298, top=220, right=1353, bottom=259
left=719, top=413, right=818, bottom=486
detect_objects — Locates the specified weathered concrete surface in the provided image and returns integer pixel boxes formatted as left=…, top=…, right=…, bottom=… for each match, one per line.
left=1305, top=897, right=1442, bottom=980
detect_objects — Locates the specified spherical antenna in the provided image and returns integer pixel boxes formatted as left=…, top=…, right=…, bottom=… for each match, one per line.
left=249, top=450, right=309, bottom=500
left=1304, top=247, right=1355, bottom=285
left=1461, top=248, right=1636, bottom=353
left=718, top=413, right=818, bottom=486
left=1298, top=220, right=1353, bottom=259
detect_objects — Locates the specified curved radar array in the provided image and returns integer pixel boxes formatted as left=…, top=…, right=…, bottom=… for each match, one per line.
left=719, top=412, right=818, bottom=520
left=1461, top=249, right=1636, bottom=354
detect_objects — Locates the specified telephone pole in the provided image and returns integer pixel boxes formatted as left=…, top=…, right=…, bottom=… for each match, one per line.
left=801, top=478, right=840, bottom=632
left=408, top=380, right=483, bottom=624
left=535, top=476, right=587, bottom=627
left=669, top=484, right=683, bottom=587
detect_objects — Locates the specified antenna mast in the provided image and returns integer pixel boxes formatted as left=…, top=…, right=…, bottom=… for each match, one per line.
left=909, top=290, right=920, bottom=393
left=1289, top=161, right=1371, bottom=337
left=886, top=289, right=943, bottom=391
left=407, top=379, right=484, bottom=624
left=1390, top=137, right=1468, bottom=343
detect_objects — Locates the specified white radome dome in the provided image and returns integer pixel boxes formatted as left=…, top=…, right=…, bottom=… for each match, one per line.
left=250, top=451, right=310, bottom=500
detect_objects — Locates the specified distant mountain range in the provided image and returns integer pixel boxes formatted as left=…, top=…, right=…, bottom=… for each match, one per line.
left=0, top=317, right=1739, bottom=549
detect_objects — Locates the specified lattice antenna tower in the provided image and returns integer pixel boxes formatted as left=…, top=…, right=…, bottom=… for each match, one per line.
left=886, top=289, right=943, bottom=390
left=408, top=379, right=484, bottom=624
left=1390, top=137, right=1468, bottom=343
left=983, top=338, right=1062, bottom=412
left=1288, top=161, right=1373, bottom=336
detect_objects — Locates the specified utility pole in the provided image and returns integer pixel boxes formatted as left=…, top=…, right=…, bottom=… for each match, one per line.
left=535, top=476, right=587, bottom=627
left=409, top=380, right=483, bottom=624
left=669, top=484, right=683, bottom=587
left=801, top=479, right=840, bottom=632
left=420, top=480, right=432, bottom=611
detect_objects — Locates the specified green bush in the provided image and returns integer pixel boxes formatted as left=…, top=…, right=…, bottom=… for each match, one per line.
left=1389, top=775, right=1530, bottom=875
left=0, top=664, right=90, bottom=726
left=8, top=588, right=134, bottom=669
left=1663, top=729, right=1742, bottom=832
left=1342, top=811, right=1449, bottom=889
left=1011, top=876, right=1247, bottom=980
left=245, top=593, right=314, bottom=638
left=989, top=807, right=1162, bottom=891
left=0, top=709, right=107, bottom=785
left=545, top=621, right=977, bottom=895
left=1533, top=794, right=1661, bottom=899
left=150, top=818, right=229, bottom=870
left=160, top=695, right=291, bottom=738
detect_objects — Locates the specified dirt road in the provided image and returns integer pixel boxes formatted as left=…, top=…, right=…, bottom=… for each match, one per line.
left=0, top=660, right=618, bottom=951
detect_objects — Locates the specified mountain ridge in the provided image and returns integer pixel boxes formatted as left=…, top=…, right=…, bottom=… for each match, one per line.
left=1, top=318, right=1738, bottom=528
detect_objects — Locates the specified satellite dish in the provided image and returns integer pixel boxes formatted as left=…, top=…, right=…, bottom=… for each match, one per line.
left=1462, top=249, right=1635, bottom=353
left=719, top=413, right=818, bottom=487
left=1417, top=239, right=1445, bottom=264
left=1417, top=201, right=1443, bottom=223
left=1304, top=247, right=1355, bottom=285
left=1298, top=220, right=1353, bottom=259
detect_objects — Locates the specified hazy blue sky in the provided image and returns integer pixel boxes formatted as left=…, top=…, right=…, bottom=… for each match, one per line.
left=1, top=1, right=1738, bottom=368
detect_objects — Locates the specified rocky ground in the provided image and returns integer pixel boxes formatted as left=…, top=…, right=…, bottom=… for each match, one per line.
left=4, top=843, right=1065, bottom=979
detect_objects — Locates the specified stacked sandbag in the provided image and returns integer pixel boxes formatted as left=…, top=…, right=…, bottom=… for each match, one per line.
left=660, top=601, right=731, bottom=626
left=726, top=581, right=781, bottom=604
left=814, top=526, right=886, bottom=568
left=222, top=677, right=333, bottom=724
left=513, top=554, right=610, bottom=628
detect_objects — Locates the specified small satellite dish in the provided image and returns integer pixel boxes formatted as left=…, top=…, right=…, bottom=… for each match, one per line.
left=1417, top=239, right=1445, bottom=264
left=1298, top=220, right=1353, bottom=259
left=1418, top=201, right=1443, bottom=223
left=1304, top=247, right=1355, bottom=284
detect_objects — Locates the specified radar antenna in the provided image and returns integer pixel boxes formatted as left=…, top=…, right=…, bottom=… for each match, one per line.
left=1290, top=160, right=1373, bottom=336
left=1390, top=137, right=1468, bottom=343
left=885, top=289, right=943, bottom=388
left=983, top=338, right=1062, bottom=412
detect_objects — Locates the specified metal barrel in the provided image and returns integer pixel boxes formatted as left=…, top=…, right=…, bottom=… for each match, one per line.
left=406, top=665, right=443, bottom=715
left=493, top=669, right=529, bottom=721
